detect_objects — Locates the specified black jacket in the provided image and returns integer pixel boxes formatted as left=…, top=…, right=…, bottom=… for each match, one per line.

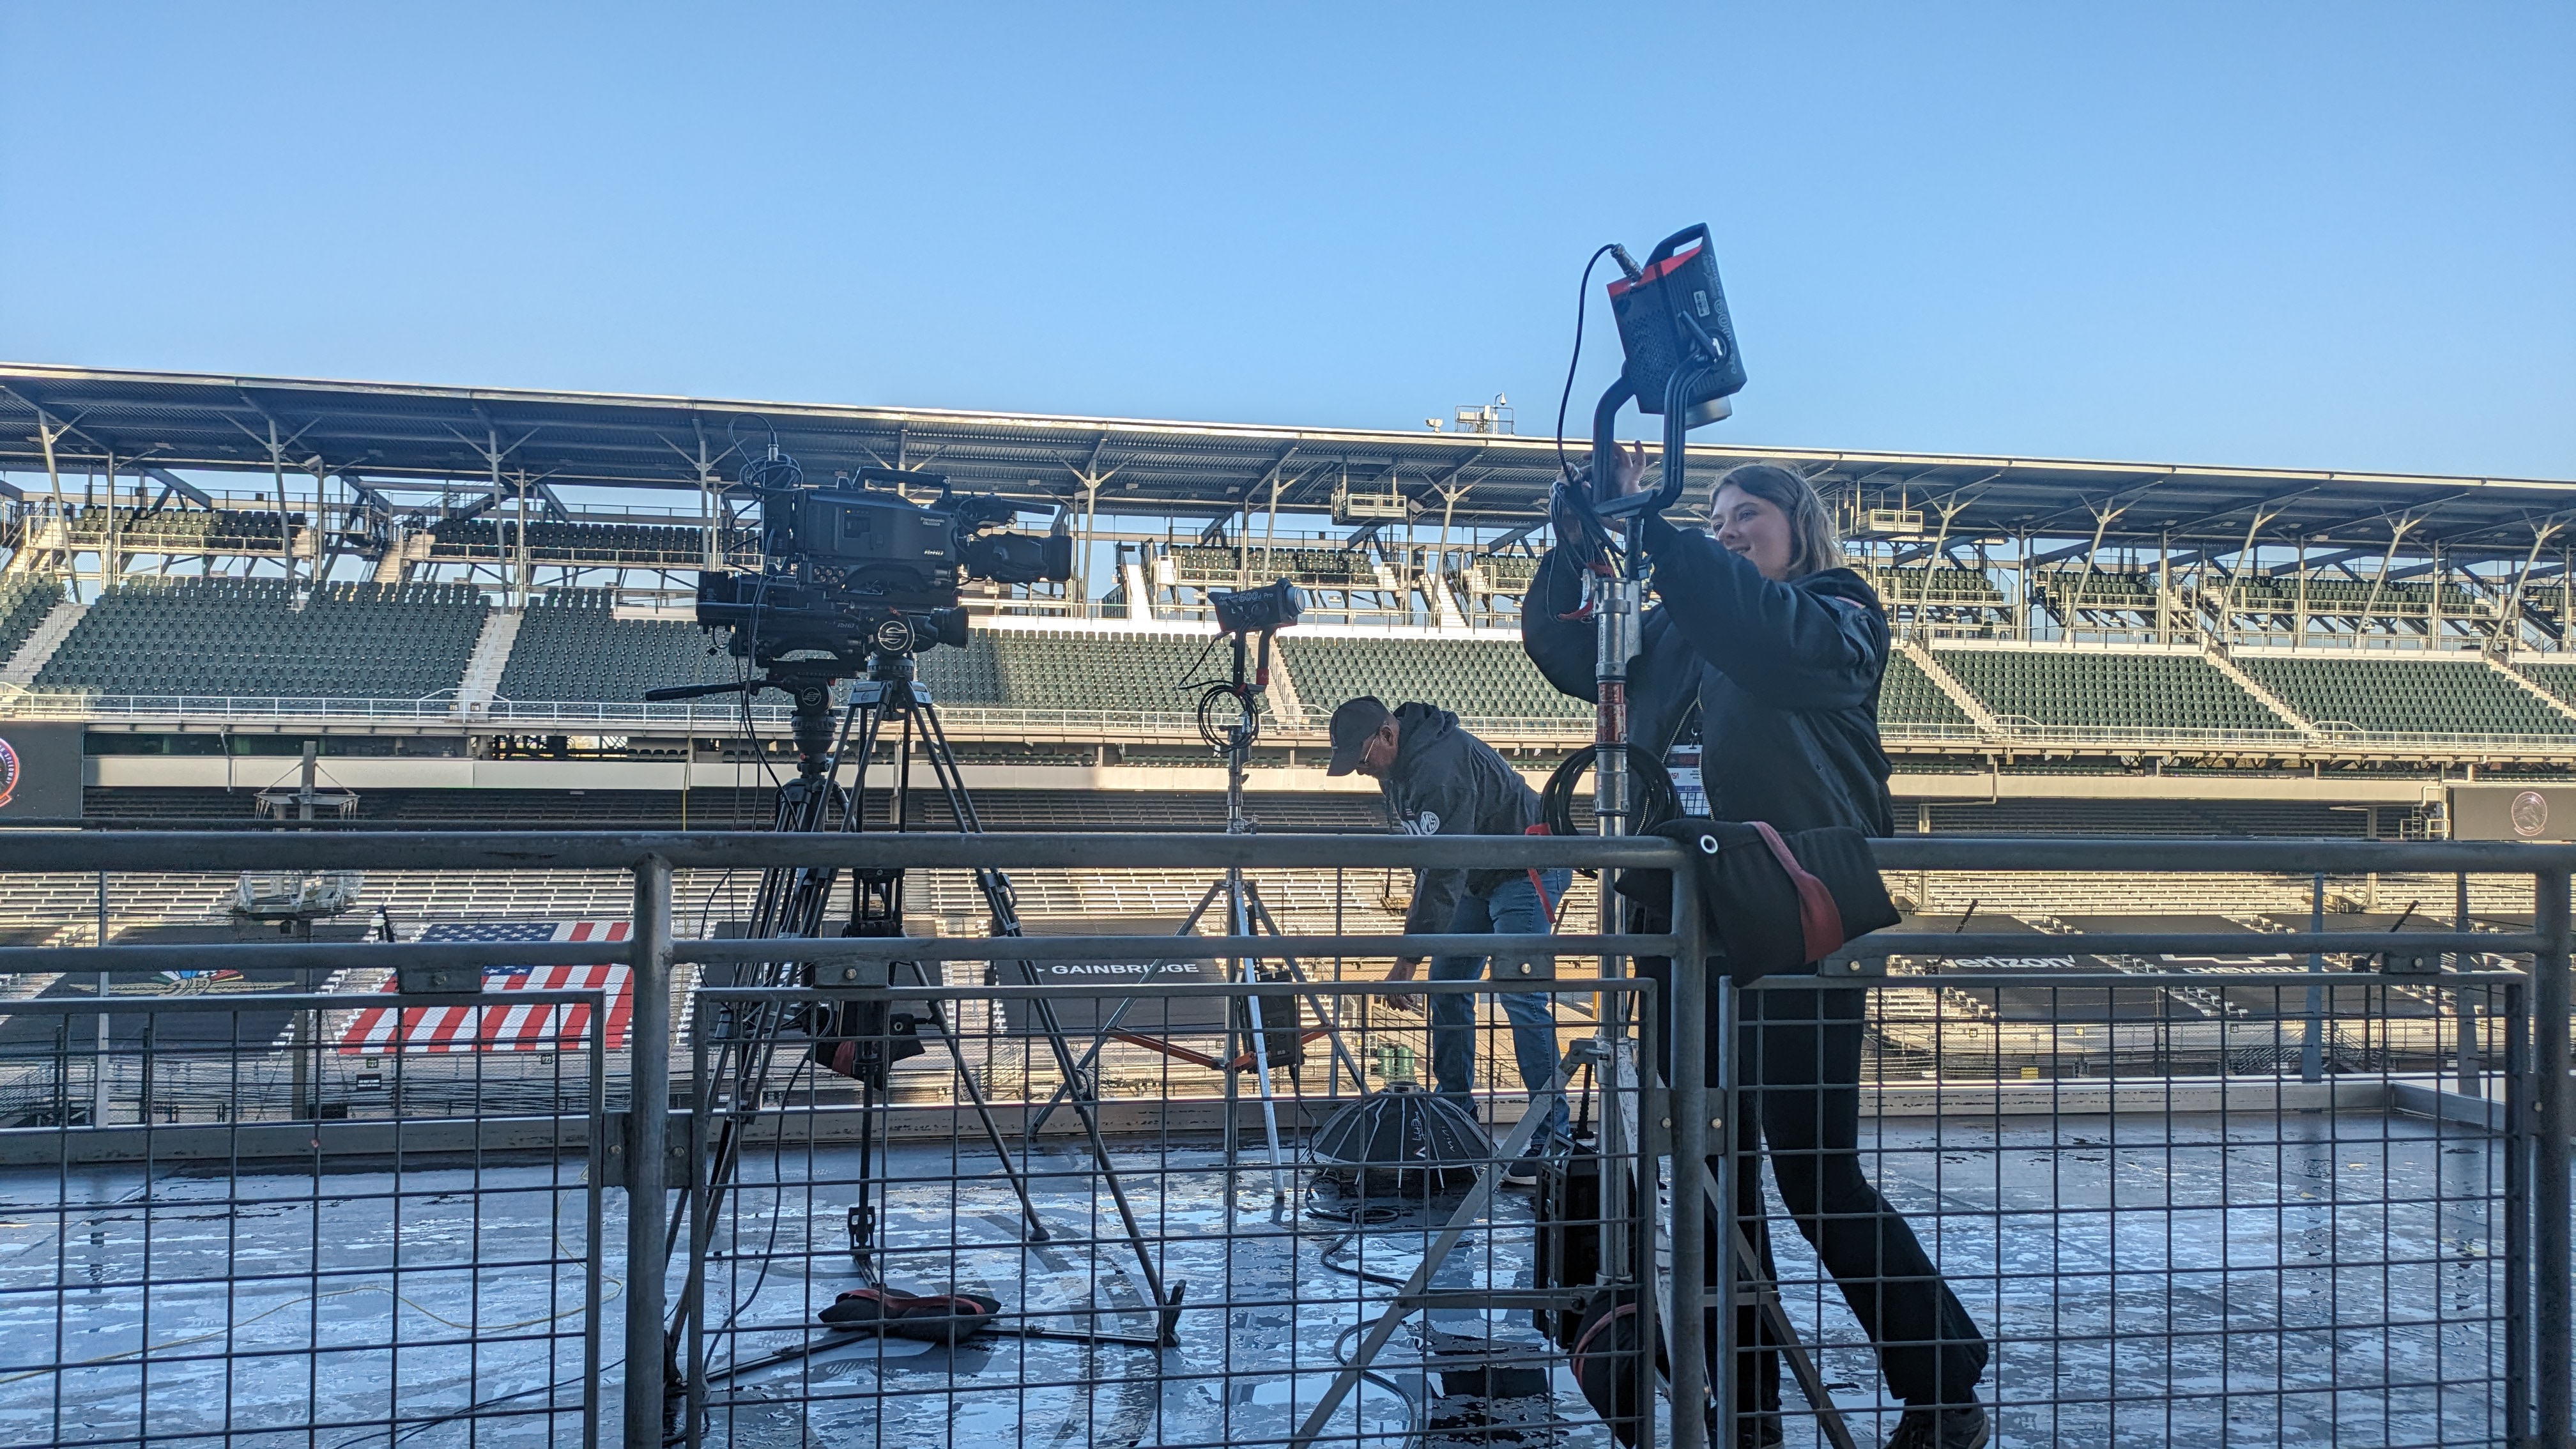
left=1521, top=514, right=1894, bottom=838
left=1377, top=702, right=1545, bottom=935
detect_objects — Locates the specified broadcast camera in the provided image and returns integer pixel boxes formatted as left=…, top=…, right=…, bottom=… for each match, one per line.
left=689, top=445, right=1073, bottom=671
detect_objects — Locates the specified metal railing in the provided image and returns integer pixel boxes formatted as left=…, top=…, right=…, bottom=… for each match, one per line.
left=19, top=684, right=2576, bottom=759
left=0, top=831, right=2565, bottom=1448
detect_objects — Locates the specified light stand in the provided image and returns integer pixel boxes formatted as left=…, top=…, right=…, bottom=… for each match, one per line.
left=1020, top=626, right=1368, bottom=1206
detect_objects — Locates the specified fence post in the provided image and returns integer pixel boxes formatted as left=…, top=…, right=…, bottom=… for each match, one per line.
left=2536, top=867, right=2572, bottom=1447
left=1669, top=877, right=1710, bottom=1449
left=625, top=855, right=673, bottom=1449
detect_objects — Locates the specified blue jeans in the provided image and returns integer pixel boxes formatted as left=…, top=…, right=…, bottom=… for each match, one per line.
left=1429, top=869, right=1574, bottom=1144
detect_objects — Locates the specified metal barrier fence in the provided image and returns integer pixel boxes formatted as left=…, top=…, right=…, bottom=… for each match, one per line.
left=0, top=831, right=2565, bottom=1449
left=0, top=990, right=607, bottom=1448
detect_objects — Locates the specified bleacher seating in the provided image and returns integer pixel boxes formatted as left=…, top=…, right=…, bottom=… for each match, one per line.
left=1880, top=651, right=1972, bottom=727
left=1878, top=565, right=2008, bottom=608
left=1280, top=635, right=1586, bottom=724
left=983, top=629, right=1260, bottom=717
left=1933, top=648, right=2288, bottom=732
left=0, top=576, right=62, bottom=663
left=1169, top=546, right=1379, bottom=588
left=2032, top=568, right=2158, bottom=614
left=2235, top=577, right=2486, bottom=615
left=496, top=591, right=732, bottom=704
left=2235, top=654, right=2576, bottom=736
left=1463, top=554, right=1539, bottom=594
left=33, top=576, right=485, bottom=700
left=61, top=506, right=304, bottom=554
left=427, top=518, right=706, bottom=565
left=2515, top=661, right=2576, bottom=710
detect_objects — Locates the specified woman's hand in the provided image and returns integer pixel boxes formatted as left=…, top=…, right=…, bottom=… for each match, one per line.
left=1609, top=440, right=1652, bottom=498
left=1555, top=441, right=1654, bottom=499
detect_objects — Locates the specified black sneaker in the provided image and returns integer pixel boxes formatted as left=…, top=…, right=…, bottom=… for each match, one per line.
left=1884, top=1402, right=1988, bottom=1449
left=1736, top=1413, right=1785, bottom=1448
left=1499, top=1152, right=1541, bottom=1188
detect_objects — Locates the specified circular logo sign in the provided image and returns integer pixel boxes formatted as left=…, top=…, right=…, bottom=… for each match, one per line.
left=2511, top=790, right=2550, bottom=839
left=0, top=736, right=18, bottom=810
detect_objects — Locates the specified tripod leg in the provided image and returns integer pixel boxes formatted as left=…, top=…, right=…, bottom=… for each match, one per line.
left=913, top=692, right=1183, bottom=1340
left=902, top=958, right=1050, bottom=1243
left=1020, top=877, right=1229, bottom=1140
left=1230, top=872, right=1291, bottom=1204
left=1241, top=881, right=1370, bottom=1098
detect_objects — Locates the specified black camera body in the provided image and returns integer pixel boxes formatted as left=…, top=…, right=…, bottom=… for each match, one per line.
left=697, top=466, right=1072, bottom=667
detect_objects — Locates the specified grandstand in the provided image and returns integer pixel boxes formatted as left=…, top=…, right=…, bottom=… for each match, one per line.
left=30, top=576, right=485, bottom=701
left=1931, top=644, right=2292, bottom=734
left=2235, top=652, right=2576, bottom=738
left=495, top=590, right=728, bottom=705
left=1, top=364, right=2568, bottom=1448
left=3, top=359, right=2576, bottom=832
left=1278, top=632, right=1586, bottom=726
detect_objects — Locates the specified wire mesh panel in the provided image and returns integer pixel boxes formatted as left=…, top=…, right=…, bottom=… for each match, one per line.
left=1714, top=962, right=2529, bottom=1449
left=675, top=978, right=1657, bottom=1449
left=0, top=990, right=608, bottom=1449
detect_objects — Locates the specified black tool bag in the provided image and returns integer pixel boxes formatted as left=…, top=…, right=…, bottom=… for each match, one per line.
left=1614, top=818, right=1901, bottom=982
left=1534, top=1144, right=1604, bottom=1349
left=1230, top=966, right=1305, bottom=1073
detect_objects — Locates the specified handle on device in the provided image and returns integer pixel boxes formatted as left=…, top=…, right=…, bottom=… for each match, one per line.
left=643, top=680, right=755, bottom=703
left=1641, top=222, right=1712, bottom=275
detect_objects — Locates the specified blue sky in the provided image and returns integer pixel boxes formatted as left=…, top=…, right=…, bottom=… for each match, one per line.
left=2, top=3, right=2568, bottom=479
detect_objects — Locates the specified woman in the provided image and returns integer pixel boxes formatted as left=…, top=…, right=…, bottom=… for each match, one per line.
left=1522, top=452, right=1989, bottom=1449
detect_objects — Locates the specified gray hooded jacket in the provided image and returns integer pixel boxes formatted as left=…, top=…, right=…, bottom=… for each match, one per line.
left=1377, top=702, right=1545, bottom=937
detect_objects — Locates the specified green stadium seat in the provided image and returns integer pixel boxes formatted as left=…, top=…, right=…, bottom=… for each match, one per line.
left=1278, top=636, right=1585, bottom=726
left=1880, top=652, right=1973, bottom=727
left=33, top=576, right=485, bottom=700
left=2235, top=654, right=2576, bottom=737
left=1932, top=648, right=2288, bottom=732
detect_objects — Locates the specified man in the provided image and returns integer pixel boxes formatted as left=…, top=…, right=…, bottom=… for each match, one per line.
left=1327, top=695, right=1571, bottom=1177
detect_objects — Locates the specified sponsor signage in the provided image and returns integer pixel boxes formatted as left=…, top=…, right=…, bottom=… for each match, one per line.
left=0, top=724, right=84, bottom=819
left=2450, top=784, right=2576, bottom=843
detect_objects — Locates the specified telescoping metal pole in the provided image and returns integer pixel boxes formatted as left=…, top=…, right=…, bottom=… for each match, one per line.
left=1590, top=379, right=1642, bottom=878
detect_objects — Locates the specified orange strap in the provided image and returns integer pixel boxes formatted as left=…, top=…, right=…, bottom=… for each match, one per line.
left=1521, top=822, right=1558, bottom=916
left=1747, top=820, right=1845, bottom=964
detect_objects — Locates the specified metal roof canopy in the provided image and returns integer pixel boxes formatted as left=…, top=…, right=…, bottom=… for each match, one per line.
left=3, top=362, right=2571, bottom=553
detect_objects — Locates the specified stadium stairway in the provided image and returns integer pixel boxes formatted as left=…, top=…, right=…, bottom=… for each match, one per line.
left=2199, top=648, right=2312, bottom=730
left=0, top=592, right=80, bottom=686
left=1889, top=643, right=1989, bottom=728
left=456, top=610, right=523, bottom=717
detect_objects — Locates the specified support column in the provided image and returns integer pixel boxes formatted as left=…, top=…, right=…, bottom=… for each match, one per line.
left=624, top=855, right=673, bottom=1449
left=1670, top=879, right=1712, bottom=1449
left=2533, top=868, right=2572, bottom=1446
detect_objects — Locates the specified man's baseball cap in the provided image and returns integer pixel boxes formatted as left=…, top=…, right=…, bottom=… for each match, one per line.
left=1326, top=696, right=1393, bottom=776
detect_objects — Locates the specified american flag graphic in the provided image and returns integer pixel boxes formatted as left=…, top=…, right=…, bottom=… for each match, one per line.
left=335, top=920, right=634, bottom=1054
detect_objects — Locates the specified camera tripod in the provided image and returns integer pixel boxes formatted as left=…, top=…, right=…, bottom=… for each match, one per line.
left=1018, top=627, right=1367, bottom=1205
left=652, top=652, right=1183, bottom=1385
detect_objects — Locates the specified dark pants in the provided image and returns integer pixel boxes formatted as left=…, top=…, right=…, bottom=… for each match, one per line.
left=1643, top=965, right=1988, bottom=1412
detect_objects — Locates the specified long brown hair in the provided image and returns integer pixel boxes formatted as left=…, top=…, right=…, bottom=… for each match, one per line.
left=1710, top=463, right=1844, bottom=579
